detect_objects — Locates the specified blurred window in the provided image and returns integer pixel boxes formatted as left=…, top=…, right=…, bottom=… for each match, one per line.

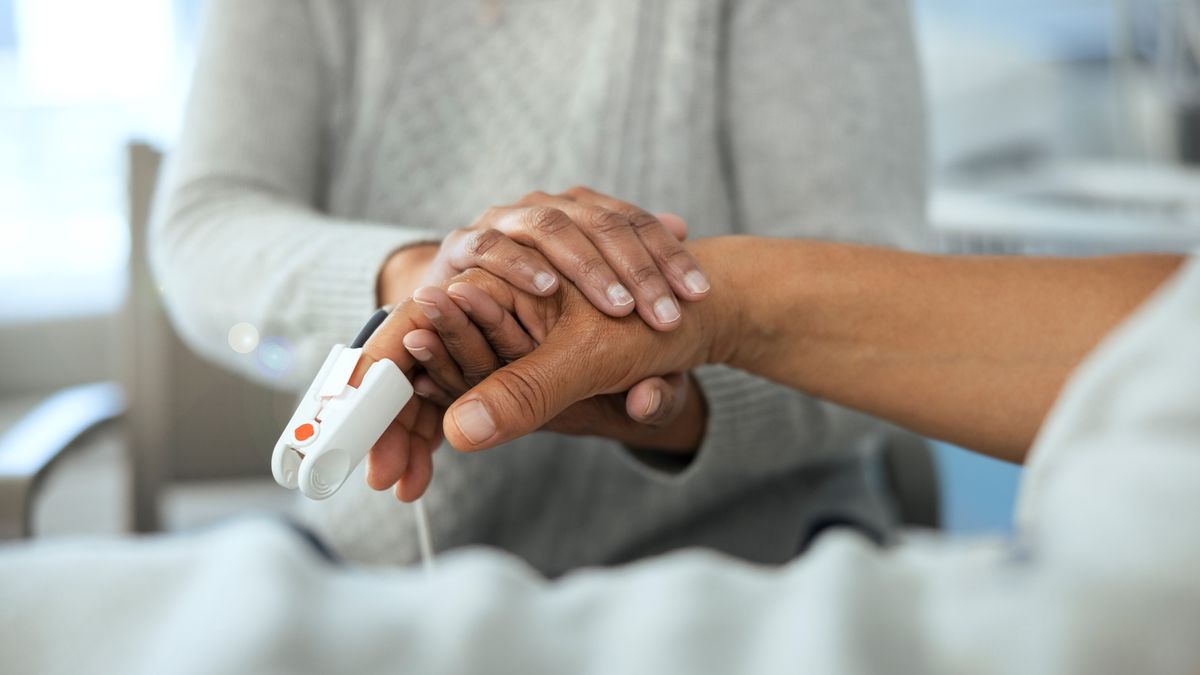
left=0, top=0, right=16, bottom=50
left=916, top=0, right=1200, bottom=173
left=0, top=0, right=204, bottom=323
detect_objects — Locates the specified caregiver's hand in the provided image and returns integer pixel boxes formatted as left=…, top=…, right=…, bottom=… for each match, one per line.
left=400, top=284, right=705, bottom=452
left=431, top=245, right=734, bottom=451
left=358, top=240, right=736, bottom=468
left=363, top=236, right=1185, bottom=490
left=378, top=187, right=709, bottom=331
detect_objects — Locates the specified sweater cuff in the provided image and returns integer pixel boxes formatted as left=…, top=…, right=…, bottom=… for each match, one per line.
left=302, top=223, right=440, bottom=352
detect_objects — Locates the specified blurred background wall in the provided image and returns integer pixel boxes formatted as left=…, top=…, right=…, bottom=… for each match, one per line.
left=0, top=0, right=1198, bottom=537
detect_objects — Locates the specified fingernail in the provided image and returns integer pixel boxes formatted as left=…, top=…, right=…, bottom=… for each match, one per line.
left=452, top=399, right=496, bottom=444
left=408, top=345, right=432, bottom=362
left=533, top=272, right=557, bottom=293
left=644, top=389, right=662, bottom=417
left=607, top=284, right=634, bottom=307
left=684, top=270, right=710, bottom=295
left=654, top=297, right=681, bottom=324
left=415, top=299, right=441, bottom=320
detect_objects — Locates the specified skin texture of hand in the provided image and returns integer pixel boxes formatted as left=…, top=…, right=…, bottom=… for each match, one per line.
left=362, top=235, right=1183, bottom=499
left=352, top=246, right=735, bottom=497
left=381, top=186, right=710, bottom=330
left=400, top=210, right=704, bottom=452
left=376, top=199, right=704, bottom=451
left=364, top=236, right=1185, bottom=490
left=400, top=283, right=705, bottom=452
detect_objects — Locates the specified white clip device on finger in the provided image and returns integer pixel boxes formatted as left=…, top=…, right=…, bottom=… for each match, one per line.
left=271, top=344, right=413, bottom=500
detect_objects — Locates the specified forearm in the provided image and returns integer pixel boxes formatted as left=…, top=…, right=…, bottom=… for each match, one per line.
left=695, top=238, right=1183, bottom=462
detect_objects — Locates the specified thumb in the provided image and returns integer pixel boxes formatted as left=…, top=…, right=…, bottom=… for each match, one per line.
left=624, top=373, right=689, bottom=426
left=442, top=338, right=595, bottom=451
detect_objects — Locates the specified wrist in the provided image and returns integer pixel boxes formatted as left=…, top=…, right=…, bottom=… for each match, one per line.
left=377, top=243, right=439, bottom=307
left=687, top=237, right=758, bottom=369
left=687, top=236, right=827, bottom=376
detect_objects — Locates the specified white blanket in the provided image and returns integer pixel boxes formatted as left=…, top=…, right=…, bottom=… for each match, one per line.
left=3, top=259, right=1200, bottom=675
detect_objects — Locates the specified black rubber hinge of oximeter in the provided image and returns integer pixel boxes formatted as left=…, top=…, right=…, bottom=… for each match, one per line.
left=350, top=308, right=391, bottom=349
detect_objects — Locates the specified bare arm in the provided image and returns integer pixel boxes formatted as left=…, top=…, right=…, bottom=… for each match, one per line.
left=358, top=236, right=1184, bottom=493
left=715, top=239, right=1184, bottom=462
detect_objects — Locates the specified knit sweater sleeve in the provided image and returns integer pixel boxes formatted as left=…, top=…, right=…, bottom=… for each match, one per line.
left=151, top=0, right=438, bottom=389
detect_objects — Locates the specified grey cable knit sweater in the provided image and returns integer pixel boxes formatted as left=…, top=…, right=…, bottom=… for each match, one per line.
left=153, top=0, right=927, bottom=574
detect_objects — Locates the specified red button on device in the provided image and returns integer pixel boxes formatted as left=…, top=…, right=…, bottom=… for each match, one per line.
left=294, top=423, right=315, bottom=442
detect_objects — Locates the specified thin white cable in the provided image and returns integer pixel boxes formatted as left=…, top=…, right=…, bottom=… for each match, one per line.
left=413, top=498, right=436, bottom=577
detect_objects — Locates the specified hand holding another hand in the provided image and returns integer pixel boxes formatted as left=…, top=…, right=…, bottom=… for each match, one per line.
left=379, top=187, right=709, bottom=331
left=354, top=238, right=737, bottom=500
left=400, top=282, right=703, bottom=452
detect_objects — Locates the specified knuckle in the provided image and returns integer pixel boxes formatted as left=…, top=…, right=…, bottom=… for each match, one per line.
left=659, top=243, right=693, bottom=267
left=626, top=210, right=662, bottom=233
left=477, top=326, right=511, bottom=348
left=493, top=345, right=527, bottom=363
left=499, top=250, right=533, bottom=275
left=493, top=367, right=550, bottom=424
left=487, top=329, right=533, bottom=360
left=563, top=185, right=594, bottom=199
left=456, top=267, right=497, bottom=287
left=465, top=228, right=506, bottom=258
left=527, top=206, right=571, bottom=237
left=575, top=254, right=612, bottom=283
left=461, top=363, right=495, bottom=385
left=626, top=263, right=663, bottom=287
left=438, top=326, right=468, bottom=350
left=586, top=208, right=631, bottom=237
left=441, top=339, right=492, bottom=374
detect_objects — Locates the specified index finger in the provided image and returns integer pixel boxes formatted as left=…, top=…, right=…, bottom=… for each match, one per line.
left=575, top=191, right=709, bottom=302
left=349, top=299, right=430, bottom=387
left=351, top=268, right=524, bottom=387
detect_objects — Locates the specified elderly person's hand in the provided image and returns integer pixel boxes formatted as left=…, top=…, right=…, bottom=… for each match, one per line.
left=353, top=238, right=739, bottom=499
left=375, top=188, right=708, bottom=455
left=398, top=283, right=703, bottom=452
left=378, top=186, right=710, bottom=331
left=398, top=211, right=706, bottom=453
left=357, top=235, right=1187, bottom=499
